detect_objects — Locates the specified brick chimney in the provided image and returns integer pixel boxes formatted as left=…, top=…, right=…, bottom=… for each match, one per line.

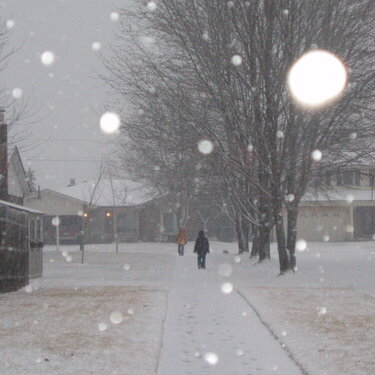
left=0, top=109, right=8, bottom=200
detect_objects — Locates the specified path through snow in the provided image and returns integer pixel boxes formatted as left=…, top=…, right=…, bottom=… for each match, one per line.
left=157, top=253, right=303, bottom=375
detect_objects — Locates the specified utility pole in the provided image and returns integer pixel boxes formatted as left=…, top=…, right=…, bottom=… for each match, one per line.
left=55, top=216, right=60, bottom=252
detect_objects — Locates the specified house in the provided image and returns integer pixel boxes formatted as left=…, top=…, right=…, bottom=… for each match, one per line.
left=24, top=188, right=90, bottom=244
left=24, top=178, right=236, bottom=244
left=55, top=179, right=236, bottom=243
left=0, top=110, right=33, bottom=205
left=57, top=179, right=158, bottom=243
left=8, top=146, right=34, bottom=205
left=297, top=167, right=375, bottom=241
left=0, top=110, right=44, bottom=293
left=24, top=179, right=158, bottom=243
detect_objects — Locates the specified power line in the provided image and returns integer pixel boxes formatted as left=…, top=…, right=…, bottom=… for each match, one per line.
left=25, top=158, right=102, bottom=163
left=34, top=138, right=106, bottom=143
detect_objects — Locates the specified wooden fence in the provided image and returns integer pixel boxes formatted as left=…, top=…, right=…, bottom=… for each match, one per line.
left=0, top=203, right=29, bottom=293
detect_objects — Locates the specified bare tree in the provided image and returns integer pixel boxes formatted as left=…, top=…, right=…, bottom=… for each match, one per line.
left=105, top=164, right=130, bottom=253
left=101, top=0, right=375, bottom=274
left=81, top=160, right=106, bottom=264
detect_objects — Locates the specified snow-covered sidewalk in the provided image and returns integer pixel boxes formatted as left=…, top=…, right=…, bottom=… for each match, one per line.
left=157, top=252, right=302, bottom=375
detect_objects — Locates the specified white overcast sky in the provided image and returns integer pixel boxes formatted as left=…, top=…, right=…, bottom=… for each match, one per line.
left=1, top=0, right=124, bottom=190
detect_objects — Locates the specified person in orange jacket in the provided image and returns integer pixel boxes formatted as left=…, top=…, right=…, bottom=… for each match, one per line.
left=176, top=227, right=187, bottom=256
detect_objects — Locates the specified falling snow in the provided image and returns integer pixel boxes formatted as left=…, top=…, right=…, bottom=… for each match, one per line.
left=110, top=12, right=120, bottom=21
left=147, top=1, right=157, bottom=12
left=110, top=311, right=123, bottom=324
left=311, top=149, right=322, bottom=161
left=231, top=55, right=242, bottom=66
left=203, top=352, right=219, bottom=365
left=92, top=42, right=102, bottom=51
left=11, top=88, right=23, bottom=99
left=221, top=282, right=234, bottom=294
left=198, top=139, right=213, bottom=155
left=296, top=239, right=307, bottom=252
left=51, top=216, right=60, bottom=226
left=6, top=19, right=15, bottom=29
left=1, top=2, right=374, bottom=375
left=40, top=51, right=55, bottom=66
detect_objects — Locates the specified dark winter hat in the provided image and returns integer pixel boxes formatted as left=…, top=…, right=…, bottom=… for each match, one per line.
left=198, top=230, right=205, bottom=237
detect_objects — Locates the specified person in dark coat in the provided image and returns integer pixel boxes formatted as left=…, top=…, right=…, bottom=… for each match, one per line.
left=194, top=230, right=210, bottom=269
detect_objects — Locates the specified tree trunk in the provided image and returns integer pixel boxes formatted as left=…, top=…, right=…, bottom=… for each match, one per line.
left=250, top=224, right=259, bottom=258
left=275, top=214, right=290, bottom=273
left=287, top=209, right=298, bottom=270
left=235, top=216, right=245, bottom=253
left=241, top=217, right=250, bottom=252
left=258, top=225, right=270, bottom=262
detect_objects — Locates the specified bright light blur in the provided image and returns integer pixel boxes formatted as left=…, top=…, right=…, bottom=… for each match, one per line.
left=287, top=50, right=347, bottom=108
left=100, top=111, right=121, bottom=134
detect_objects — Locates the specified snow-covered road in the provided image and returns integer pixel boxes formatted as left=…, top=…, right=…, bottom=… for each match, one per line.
left=157, top=253, right=302, bottom=375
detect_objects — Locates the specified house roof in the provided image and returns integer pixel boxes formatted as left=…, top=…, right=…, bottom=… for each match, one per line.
left=303, top=188, right=375, bottom=203
left=55, top=179, right=156, bottom=207
left=8, top=146, right=33, bottom=195
left=0, top=199, right=44, bottom=214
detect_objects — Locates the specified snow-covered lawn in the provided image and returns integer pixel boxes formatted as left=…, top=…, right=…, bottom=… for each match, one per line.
left=0, top=241, right=374, bottom=375
left=231, top=241, right=375, bottom=375
left=239, top=286, right=375, bottom=375
left=0, top=245, right=172, bottom=375
left=1, top=286, right=166, bottom=375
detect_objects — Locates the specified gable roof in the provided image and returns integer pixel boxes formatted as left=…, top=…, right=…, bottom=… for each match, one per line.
left=0, top=199, right=44, bottom=214
left=8, top=146, right=33, bottom=196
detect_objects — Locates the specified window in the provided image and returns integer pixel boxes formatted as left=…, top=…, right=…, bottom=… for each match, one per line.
left=336, top=170, right=342, bottom=186
left=354, top=206, right=375, bottom=237
left=30, top=220, right=35, bottom=241
left=117, top=212, right=137, bottom=233
left=310, top=171, right=323, bottom=188
left=337, top=170, right=361, bottom=186
left=343, top=170, right=354, bottom=185
left=325, top=171, right=332, bottom=186
left=356, top=170, right=361, bottom=186
left=36, top=220, right=41, bottom=240
left=162, top=212, right=177, bottom=233
left=369, top=169, right=375, bottom=186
